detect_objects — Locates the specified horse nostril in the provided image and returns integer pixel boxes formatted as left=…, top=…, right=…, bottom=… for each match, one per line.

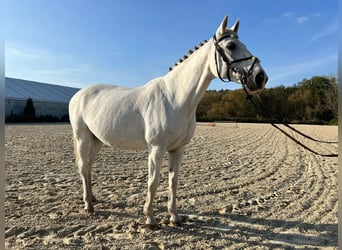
left=255, top=72, right=267, bottom=87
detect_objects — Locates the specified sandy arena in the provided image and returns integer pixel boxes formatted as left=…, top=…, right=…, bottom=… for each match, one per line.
left=5, top=123, right=338, bottom=249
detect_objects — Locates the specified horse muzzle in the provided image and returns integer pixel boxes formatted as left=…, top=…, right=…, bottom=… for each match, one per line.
left=245, top=67, right=268, bottom=91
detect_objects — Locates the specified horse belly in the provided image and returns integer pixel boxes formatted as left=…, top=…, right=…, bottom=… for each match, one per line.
left=89, top=116, right=147, bottom=150
left=108, top=130, right=147, bottom=150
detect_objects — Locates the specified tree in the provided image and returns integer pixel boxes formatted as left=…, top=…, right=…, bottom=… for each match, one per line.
left=196, top=75, right=337, bottom=124
left=23, top=98, right=36, bottom=121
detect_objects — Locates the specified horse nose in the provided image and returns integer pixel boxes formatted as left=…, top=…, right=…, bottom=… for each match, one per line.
left=255, top=71, right=267, bottom=87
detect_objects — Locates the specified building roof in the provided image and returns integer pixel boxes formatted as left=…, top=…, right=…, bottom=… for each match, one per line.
left=5, top=77, right=80, bottom=103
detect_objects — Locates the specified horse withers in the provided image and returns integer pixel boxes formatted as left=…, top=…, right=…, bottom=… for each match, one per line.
left=69, top=16, right=268, bottom=230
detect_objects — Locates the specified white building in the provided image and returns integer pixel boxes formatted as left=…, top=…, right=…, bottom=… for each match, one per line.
left=5, top=77, right=80, bottom=120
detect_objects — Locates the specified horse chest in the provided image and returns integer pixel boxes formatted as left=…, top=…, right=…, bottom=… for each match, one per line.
left=167, top=125, right=195, bottom=150
left=145, top=114, right=196, bottom=151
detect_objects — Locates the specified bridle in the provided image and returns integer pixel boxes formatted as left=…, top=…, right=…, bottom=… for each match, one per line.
left=213, top=33, right=259, bottom=88
left=214, top=33, right=337, bottom=158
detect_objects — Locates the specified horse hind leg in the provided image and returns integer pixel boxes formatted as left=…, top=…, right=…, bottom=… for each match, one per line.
left=87, top=136, right=103, bottom=203
left=73, top=129, right=102, bottom=213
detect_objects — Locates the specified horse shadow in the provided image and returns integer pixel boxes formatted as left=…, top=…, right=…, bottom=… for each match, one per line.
left=171, top=209, right=338, bottom=249
left=88, top=198, right=337, bottom=249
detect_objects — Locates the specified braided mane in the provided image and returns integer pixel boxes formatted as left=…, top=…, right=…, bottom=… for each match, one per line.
left=168, top=39, right=208, bottom=72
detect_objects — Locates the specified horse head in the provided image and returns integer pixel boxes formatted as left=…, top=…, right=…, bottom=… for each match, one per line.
left=211, top=16, right=268, bottom=92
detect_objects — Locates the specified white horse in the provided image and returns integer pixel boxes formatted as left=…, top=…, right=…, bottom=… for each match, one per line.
left=69, top=16, right=268, bottom=230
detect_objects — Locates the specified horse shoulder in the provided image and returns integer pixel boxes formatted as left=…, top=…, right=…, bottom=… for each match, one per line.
left=139, top=78, right=196, bottom=148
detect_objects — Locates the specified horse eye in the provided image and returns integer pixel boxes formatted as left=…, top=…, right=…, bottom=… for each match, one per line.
left=226, top=42, right=236, bottom=50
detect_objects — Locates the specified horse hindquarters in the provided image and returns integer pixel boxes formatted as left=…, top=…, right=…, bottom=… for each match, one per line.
left=73, top=127, right=103, bottom=212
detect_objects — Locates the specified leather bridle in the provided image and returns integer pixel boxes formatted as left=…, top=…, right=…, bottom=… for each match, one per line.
left=213, top=33, right=259, bottom=87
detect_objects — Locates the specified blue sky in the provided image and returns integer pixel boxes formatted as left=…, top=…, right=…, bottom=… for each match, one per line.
left=5, top=0, right=338, bottom=90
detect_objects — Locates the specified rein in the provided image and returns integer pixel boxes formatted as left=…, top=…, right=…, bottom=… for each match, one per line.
left=242, top=85, right=338, bottom=158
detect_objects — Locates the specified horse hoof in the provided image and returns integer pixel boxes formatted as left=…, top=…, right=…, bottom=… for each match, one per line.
left=144, top=224, right=161, bottom=231
left=85, top=207, right=94, bottom=213
left=170, top=220, right=182, bottom=227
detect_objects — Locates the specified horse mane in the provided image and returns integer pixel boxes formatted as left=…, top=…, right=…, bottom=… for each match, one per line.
left=168, top=39, right=208, bottom=72
left=167, top=29, right=237, bottom=72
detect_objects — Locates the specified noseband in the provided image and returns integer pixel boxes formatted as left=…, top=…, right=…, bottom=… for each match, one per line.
left=213, top=33, right=259, bottom=86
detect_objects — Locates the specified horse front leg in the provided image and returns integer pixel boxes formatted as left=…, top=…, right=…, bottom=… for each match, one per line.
left=168, top=146, right=185, bottom=227
left=144, top=145, right=164, bottom=230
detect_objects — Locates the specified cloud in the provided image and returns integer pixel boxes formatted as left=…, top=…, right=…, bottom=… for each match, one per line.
left=5, top=43, right=45, bottom=59
left=279, top=11, right=321, bottom=25
left=280, top=12, right=294, bottom=18
left=309, top=20, right=338, bottom=43
left=268, top=53, right=337, bottom=84
left=296, top=16, right=310, bottom=24
left=5, top=42, right=92, bottom=86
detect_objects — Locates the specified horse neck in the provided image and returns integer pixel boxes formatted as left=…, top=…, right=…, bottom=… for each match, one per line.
left=164, top=40, right=215, bottom=113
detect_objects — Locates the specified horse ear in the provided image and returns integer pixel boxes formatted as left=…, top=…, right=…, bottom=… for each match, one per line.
left=231, top=19, right=240, bottom=33
left=216, top=16, right=228, bottom=37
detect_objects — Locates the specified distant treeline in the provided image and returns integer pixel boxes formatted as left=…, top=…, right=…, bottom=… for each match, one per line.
left=5, top=98, right=69, bottom=123
left=196, top=76, right=338, bottom=125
